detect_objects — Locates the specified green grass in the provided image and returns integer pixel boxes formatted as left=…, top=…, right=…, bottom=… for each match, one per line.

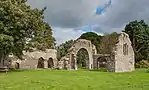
left=0, top=69, right=149, bottom=90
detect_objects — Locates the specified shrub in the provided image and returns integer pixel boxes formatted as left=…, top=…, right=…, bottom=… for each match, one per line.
left=135, top=60, right=149, bottom=68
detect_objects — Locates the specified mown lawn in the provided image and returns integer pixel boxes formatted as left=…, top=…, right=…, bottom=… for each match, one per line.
left=0, top=69, right=149, bottom=90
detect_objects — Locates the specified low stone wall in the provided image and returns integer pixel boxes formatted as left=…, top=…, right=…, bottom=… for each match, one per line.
left=10, top=49, right=58, bottom=69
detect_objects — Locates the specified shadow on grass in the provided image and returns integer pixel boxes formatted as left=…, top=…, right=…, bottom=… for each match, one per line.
left=2, top=68, right=149, bottom=73
left=4, top=68, right=33, bottom=73
left=89, top=68, right=108, bottom=72
left=0, top=69, right=23, bottom=74
left=135, top=68, right=149, bottom=73
left=10, top=69, right=27, bottom=72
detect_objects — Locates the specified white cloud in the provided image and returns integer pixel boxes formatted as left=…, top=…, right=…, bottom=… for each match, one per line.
left=53, top=28, right=85, bottom=45
left=27, top=0, right=149, bottom=44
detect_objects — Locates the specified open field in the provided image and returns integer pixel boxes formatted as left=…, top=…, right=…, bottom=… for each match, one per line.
left=0, top=69, right=149, bottom=90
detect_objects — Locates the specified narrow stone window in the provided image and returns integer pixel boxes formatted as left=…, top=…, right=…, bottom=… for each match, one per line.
left=2, top=60, right=4, bottom=65
left=123, top=43, right=128, bottom=55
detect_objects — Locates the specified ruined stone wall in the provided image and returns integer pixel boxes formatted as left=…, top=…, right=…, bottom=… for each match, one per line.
left=114, top=32, right=135, bottom=72
left=57, top=56, right=70, bottom=70
left=11, top=49, right=57, bottom=69
left=106, top=55, right=115, bottom=72
left=93, top=54, right=115, bottom=72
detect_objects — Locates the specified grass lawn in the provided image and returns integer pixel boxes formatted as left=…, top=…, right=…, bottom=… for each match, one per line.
left=0, top=69, right=149, bottom=90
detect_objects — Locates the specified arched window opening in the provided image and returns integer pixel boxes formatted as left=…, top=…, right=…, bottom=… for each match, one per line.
left=123, top=43, right=128, bottom=55
left=15, top=62, right=20, bottom=69
left=48, top=58, right=54, bottom=68
left=37, top=57, right=44, bottom=68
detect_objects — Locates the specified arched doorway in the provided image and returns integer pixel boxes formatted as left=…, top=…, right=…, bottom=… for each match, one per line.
left=97, top=57, right=107, bottom=69
left=47, top=57, right=54, bottom=68
left=15, top=62, right=20, bottom=69
left=76, top=48, right=89, bottom=69
left=37, top=57, right=44, bottom=68
left=68, top=39, right=95, bottom=70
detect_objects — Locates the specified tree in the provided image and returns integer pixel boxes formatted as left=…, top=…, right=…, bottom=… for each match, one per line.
left=56, top=40, right=74, bottom=60
left=124, top=20, right=149, bottom=61
left=0, top=0, right=54, bottom=62
left=78, top=32, right=102, bottom=53
left=25, top=23, right=56, bottom=51
left=99, top=32, right=119, bottom=54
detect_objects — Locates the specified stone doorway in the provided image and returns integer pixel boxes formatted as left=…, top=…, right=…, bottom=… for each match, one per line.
left=15, top=62, right=20, bottom=69
left=76, top=48, right=89, bottom=69
left=97, top=57, right=107, bottom=69
left=37, top=57, right=44, bottom=68
left=47, top=57, right=54, bottom=68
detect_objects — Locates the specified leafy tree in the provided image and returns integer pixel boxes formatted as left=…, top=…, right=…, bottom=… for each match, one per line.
left=25, top=23, right=56, bottom=51
left=56, top=40, right=74, bottom=60
left=124, top=20, right=149, bottom=61
left=78, top=32, right=102, bottom=53
left=0, top=0, right=54, bottom=62
left=99, top=32, right=119, bottom=54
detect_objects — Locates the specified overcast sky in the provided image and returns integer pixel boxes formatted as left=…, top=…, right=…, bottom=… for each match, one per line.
left=27, top=0, right=149, bottom=45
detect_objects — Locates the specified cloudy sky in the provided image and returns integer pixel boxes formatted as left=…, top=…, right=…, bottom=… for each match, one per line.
left=27, top=0, right=149, bottom=45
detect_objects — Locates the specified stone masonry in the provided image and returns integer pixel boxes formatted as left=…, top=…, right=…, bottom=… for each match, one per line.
left=10, top=49, right=57, bottom=69
left=1, top=32, right=134, bottom=72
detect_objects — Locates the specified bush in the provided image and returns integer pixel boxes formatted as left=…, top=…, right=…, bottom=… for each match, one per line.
left=146, top=69, right=149, bottom=73
left=135, top=60, right=149, bottom=68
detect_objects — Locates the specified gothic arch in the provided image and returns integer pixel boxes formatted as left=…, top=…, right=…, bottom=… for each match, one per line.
left=76, top=48, right=89, bottom=69
left=15, top=62, right=20, bottom=69
left=47, top=57, right=54, bottom=68
left=68, top=39, right=96, bottom=70
left=37, top=57, right=44, bottom=68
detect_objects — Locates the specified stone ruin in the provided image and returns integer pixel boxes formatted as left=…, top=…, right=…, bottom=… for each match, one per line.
left=9, top=49, right=58, bottom=69
left=58, top=32, right=135, bottom=72
left=0, top=32, right=135, bottom=72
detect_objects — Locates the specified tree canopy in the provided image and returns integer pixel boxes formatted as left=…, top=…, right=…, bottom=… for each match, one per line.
left=78, top=32, right=102, bottom=53
left=0, top=0, right=54, bottom=61
left=56, top=40, right=74, bottom=60
left=99, top=32, right=119, bottom=54
left=124, top=20, right=149, bottom=61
